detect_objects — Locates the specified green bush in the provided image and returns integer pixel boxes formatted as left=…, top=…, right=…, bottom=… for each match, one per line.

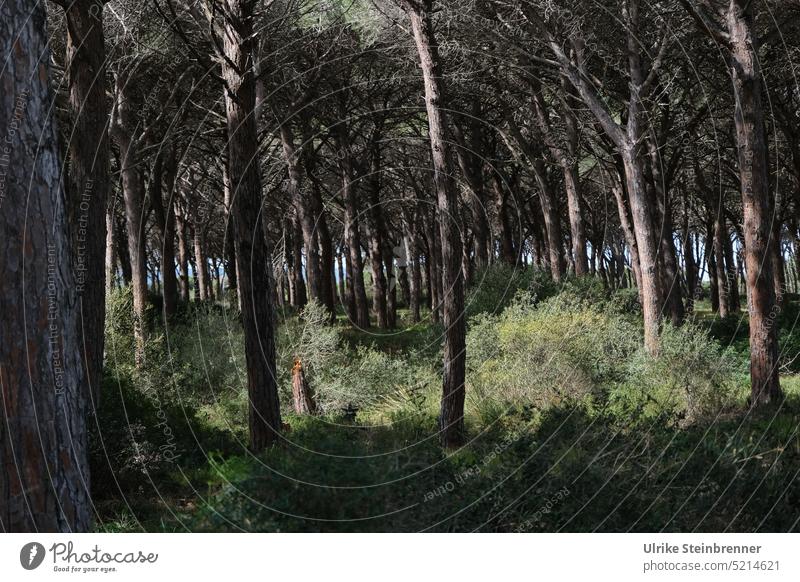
left=609, top=323, right=744, bottom=425
left=467, top=293, right=639, bottom=413
left=465, top=264, right=557, bottom=317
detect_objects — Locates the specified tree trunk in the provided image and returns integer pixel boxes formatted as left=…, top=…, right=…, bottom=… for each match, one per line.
left=727, top=0, right=782, bottom=404
left=175, top=199, right=191, bottom=303
left=723, top=223, right=740, bottom=312
left=106, top=200, right=117, bottom=293
left=222, top=156, right=239, bottom=308
left=291, top=359, right=318, bottom=415
left=62, top=0, right=110, bottom=407
left=1, top=0, right=91, bottom=531
left=405, top=0, right=467, bottom=447
left=682, top=210, right=697, bottom=313
left=336, top=125, right=370, bottom=329
left=291, top=214, right=307, bottom=308
left=221, top=0, right=283, bottom=450
left=110, top=76, right=148, bottom=366
left=492, top=171, right=517, bottom=266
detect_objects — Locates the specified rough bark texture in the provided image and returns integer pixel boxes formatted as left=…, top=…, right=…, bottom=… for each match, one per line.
left=62, top=0, right=110, bottom=407
left=726, top=0, right=782, bottom=404
left=221, top=0, right=283, bottom=450
left=405, top=0, right=467, bottom=448
left=1, top=0, right=92, bottom=531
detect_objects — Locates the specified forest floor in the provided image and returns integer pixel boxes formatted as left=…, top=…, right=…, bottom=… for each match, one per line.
left=93, top=268, right=800, bottom=532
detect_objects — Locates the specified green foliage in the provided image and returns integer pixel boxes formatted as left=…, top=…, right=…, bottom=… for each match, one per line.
left=467, top=292, right=639, bottom=412
left=609, top=323, right=744, bottom=425
left=96, top=284, right=800, bottom=533
left=465, top=264, right=557, bottom=317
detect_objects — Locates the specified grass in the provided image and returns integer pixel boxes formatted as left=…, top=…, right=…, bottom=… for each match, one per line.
left=92, top=281, right=800, bottom=532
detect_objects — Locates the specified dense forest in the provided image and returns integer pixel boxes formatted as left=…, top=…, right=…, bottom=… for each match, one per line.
left=2, top=0, right=800, bottom=533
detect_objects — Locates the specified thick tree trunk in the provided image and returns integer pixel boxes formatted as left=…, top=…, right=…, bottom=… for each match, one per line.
left=161, top=149, right=179, bottom=317
left=1, top=0, right=91, bottom=531
left=281, top=124, right=322, bottom=305
left=531, top=157, right=565, bottom=281
left=62, top=0, right=110, bottom=407
left=532, top=81, right=589, bottom=276
left=222, top=0, right=283, bottom=450
left=317, top=212, right=336, bottom=319
left=727, top=1, right=782, bottom=404
left=406, top=0, right=467, bottom=447
left=114, top=209, right=132, bottom=286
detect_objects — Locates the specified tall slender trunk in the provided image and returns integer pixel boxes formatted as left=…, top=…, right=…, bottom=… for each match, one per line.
left=405, top=0, right=466, bottom=447
left=221, top=0, right=282, bottom=450
left=106, top=200, right=117, bottom=293
left=727, top=0, right=781, bottom=404
left=222, top=157, right=239, bottom=307
left=367, top=141, right=389, bottom=328
left=175, top=199, right=191, bottom=303
left=713, top=214, right=730, bottom=317
left=1, top=0, right=91, bottom=531
left=291, top=214, right=307, bottom=308
left=110, top=77, right=148, bottom=366
left=492, top=171, right=517, bottom=266
left=192, top=225, right=210, bottom=302
left=336, top=249, right=347, bottom=306
left=723, top=223, right=740, bottom=312
left=336, top=124, right=370, bottom=328
left=682, top=210, right=697, bottom=313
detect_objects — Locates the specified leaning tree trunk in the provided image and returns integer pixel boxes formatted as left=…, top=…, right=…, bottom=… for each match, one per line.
left=405, top=0, right=466, bottom=448
left=222, top=0, right=282, bottom=450
left=1, top=0, right=91, bottom=531
left=61, top=0, right=110, bottom=407
left=727, top=0, right=782, bottom=404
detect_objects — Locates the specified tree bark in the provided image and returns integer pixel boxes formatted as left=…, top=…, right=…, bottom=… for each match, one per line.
left=1, top=0, right=91, bottom=531
left=221, top=0, right=283, bottom=450
left=110, top=75, right=148, bottom=366
left=61, top=0, right=110, bottom=407
left=405, top=0, right=467, bottom=447
left=335, top=124, right=370, bottom=328
left=727, top=0, right=782, bottom=404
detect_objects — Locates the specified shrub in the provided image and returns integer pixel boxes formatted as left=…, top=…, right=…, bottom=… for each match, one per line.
left=467, top=292, right=639, bottom=412
left=466, top=264, right=557, bottom=317
left=316, top=345, right=437, bottom=416
left=609, top=323, right=743, bottom=425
